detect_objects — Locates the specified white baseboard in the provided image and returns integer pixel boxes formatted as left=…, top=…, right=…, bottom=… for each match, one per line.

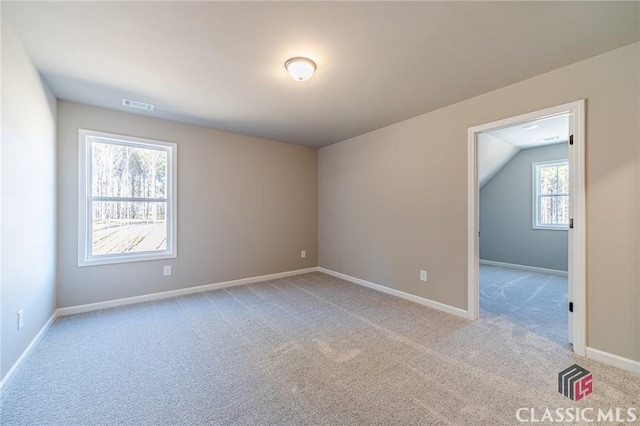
left=0, top=310, right=58, bottom=390
left=57, top=267, right=318, bottom=317
left=479, top=259, right=568, bottom=277
left=317, top=267, right=472, bottom=320
left=4, top=267, right=636, bottom=393
left=586, top=347, right=640, bottom=374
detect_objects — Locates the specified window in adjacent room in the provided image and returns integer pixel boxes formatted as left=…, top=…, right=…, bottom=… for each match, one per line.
left=533, top=159, right=569, bottom=230
left=78, top=129, right=177, bottom=266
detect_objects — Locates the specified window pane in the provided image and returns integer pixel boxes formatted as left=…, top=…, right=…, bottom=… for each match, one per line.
left=91, top=141, right=167, bottom=199
left=92, top=201, right=167, bottom=255
left=539, top=165, right=559, bottom=195
left=534, top=161, right=569, bottom=228
left=558, top=195, right=569, bottom=224
left=558, top=164, right=569, bottom=194
left=539, top=196, right=554, bottom=224
left=539, top=195, right=569, bottom=225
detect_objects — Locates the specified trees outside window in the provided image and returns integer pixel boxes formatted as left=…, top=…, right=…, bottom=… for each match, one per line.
left=78, top=129, right=177, bottom=266
left=533, top=159, right=569, bottom=230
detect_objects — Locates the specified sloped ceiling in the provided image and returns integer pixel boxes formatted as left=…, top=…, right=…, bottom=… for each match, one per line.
left=479, top=115, right=570, bottom=188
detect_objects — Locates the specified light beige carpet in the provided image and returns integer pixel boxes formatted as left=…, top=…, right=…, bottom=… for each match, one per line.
left=480, top=264, right=568, bottom=347
left=1, top=272, right=638, bottom=425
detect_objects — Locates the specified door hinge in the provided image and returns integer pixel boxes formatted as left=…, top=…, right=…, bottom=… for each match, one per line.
left=569, top=302, right=573, bottom=313
left=569, top=218, right=574, bottom=229
left=569, top=135, right=574, bottom=145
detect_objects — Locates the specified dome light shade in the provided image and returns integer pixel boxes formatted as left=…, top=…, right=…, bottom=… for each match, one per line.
left=285, top=57, right=316, bottom=81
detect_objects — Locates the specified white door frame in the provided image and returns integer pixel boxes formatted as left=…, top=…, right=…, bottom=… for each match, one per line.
left=467, top=100, right=586, bottom=357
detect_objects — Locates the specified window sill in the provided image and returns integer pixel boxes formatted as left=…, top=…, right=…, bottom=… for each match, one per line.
left=78, top=252, right=177, bottom=267
left=532, top=225, right=569, bottom=231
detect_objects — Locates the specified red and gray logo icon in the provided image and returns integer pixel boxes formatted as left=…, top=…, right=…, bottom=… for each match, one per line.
left=558, top=364, right=593, bottom=401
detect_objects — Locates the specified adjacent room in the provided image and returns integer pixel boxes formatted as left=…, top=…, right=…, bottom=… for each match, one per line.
left=478, top=117, right=570, bottom=347
left=2, top=2, right=639, bottom=425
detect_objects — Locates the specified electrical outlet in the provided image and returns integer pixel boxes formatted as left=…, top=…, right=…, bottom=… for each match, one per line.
left=163, top=265, right=172, bottom=276
left=17, top=309, right=24, bottom=330
left=420, top=270, right=427, bottom=282
left=301, top=250, right=306, bottom=259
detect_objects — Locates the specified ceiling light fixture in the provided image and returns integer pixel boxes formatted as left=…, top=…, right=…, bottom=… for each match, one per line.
left=285, top=57, right=316, bottom=82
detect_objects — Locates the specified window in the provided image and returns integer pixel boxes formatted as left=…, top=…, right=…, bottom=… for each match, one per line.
left=78, top=129, right=177, bottom=266
left=533, top=159, right=569, bottom=230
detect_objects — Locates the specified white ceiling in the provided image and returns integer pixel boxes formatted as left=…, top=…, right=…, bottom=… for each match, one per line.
left=2, top=2, right=638, bottom=148
left=478, top=115, right=570, bottom=188
left=487, top=115, right=570, bottom=150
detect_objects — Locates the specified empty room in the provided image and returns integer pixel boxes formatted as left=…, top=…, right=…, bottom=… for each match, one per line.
left=478, top=118, right=571, bottom=347
left=1, top=2, right=639, bottom=425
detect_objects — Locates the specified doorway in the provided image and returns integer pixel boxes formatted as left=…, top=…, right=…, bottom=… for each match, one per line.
left=467, top=100, right=585, bottom=356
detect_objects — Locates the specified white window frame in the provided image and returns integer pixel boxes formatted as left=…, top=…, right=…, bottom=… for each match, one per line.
left=78, top=129, right=177, bottom=267
left=532, top=159, right=569, bottom=230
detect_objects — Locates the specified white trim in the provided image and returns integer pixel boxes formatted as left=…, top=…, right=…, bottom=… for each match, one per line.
left=586, top=347, right=640, bottom=374
left=468, top=100, right=586, bottom=356
left=2, top=268, right=636, bottom=391
left=317, top=267, right=473, bottom=320
left=77, top=129, right=178, bottom=267
left=568, top=100, right=586, bottom=356
left=57, top=267, right=318, bottom=316
left=0, top=310, right=58, bottom=390
left=467, top=126, right=480, bottom=321
left=479, top=259, right=568, bottom=277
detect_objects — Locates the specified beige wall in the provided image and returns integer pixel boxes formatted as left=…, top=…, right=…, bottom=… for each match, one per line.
left=1, top=21, right=57, bottom=379
left=57, top=101, right=317, bottom=308
left=319, top=43, right=640, bottom=362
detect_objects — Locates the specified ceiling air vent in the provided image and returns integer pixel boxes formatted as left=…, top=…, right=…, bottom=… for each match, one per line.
left=536, top=136, right=561, bottom=142
left=122, top=98, right=155, bottom=111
